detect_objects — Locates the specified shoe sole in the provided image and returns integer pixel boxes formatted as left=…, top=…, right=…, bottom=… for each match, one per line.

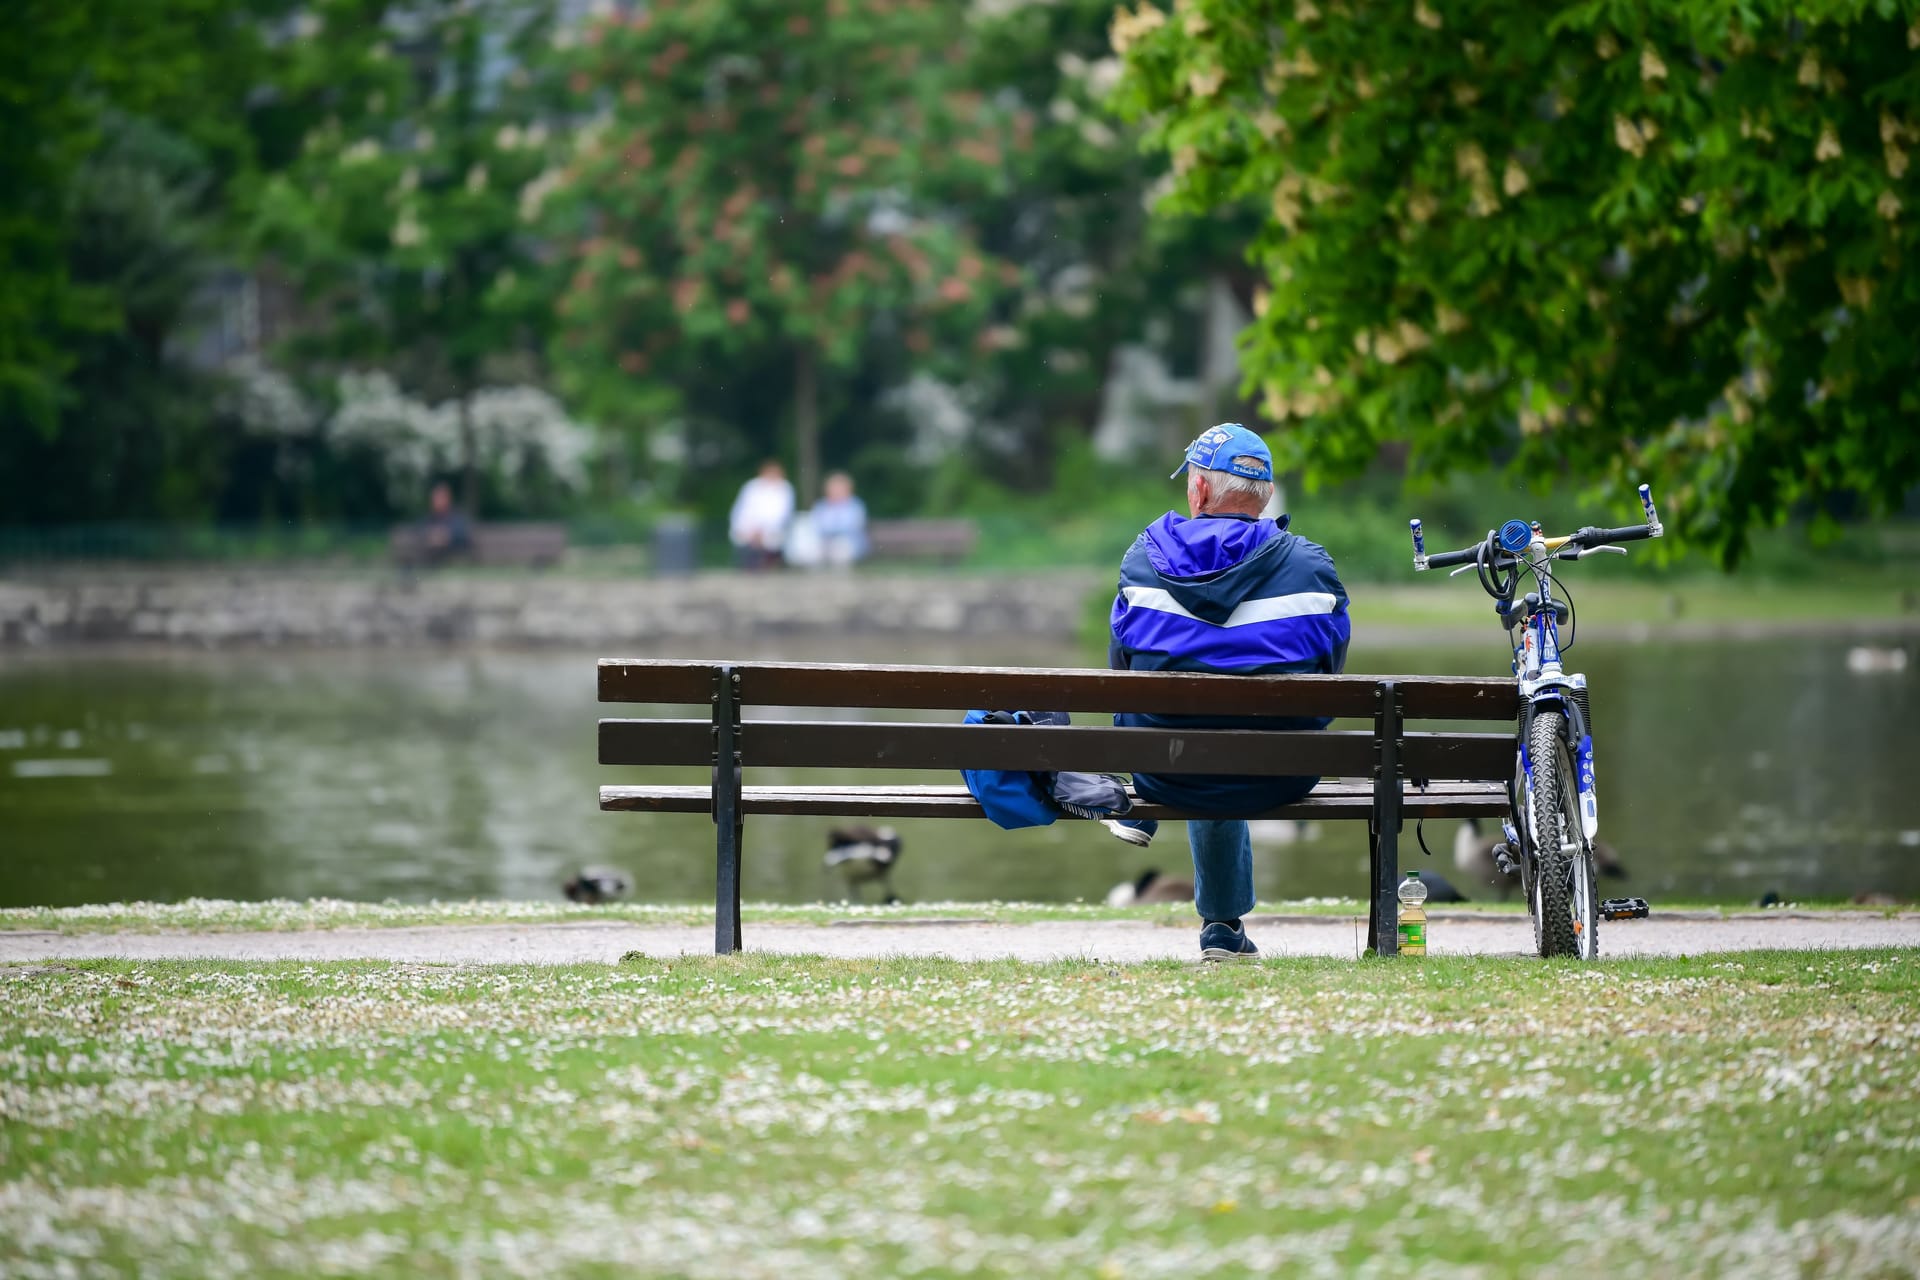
left=1102, top=820, right=1153, bottom=848
left=1200, top=947, right=1260, bottom=963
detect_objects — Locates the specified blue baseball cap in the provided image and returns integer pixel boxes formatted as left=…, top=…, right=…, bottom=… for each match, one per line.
left=1171, top=423, right=1273, bottom=482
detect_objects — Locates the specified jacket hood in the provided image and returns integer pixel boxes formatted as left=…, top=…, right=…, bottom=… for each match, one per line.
left=1143, top=512, right=1285, bottom=577
left=1138, top=512, right=1290, bottom=622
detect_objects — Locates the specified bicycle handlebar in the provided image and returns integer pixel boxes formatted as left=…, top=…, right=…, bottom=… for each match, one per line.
left=1410, top=483, right=1663, bottom=574
left=1425, top=545, right=1480, bottom=569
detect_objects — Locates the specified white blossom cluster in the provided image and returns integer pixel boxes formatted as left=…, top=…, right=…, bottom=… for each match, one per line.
left=223, top=356, right=321, bottom=439
left=328, top=371, right=594, bottom=501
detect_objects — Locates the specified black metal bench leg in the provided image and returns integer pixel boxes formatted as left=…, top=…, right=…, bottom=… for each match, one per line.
left=1367, top=827, right=1381, bottom=952
left=716, top=815, right=743, bottom=955
left=713, top=666, right=743, bottom=955
left=1371, top=681, right=1402, bottom=957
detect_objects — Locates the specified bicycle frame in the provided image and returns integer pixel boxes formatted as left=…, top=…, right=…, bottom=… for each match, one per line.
left=1506, top=542, right=1597, bottom=860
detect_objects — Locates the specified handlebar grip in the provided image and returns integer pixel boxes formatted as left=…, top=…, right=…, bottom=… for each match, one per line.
left=1596, top=524, right=1655, bottom=543
left=1426, top=546, right=1479, bottom=569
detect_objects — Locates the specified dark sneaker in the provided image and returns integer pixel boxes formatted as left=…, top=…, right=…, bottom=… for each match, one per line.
left=1199, top=919, right=1259, bottom=962
left=1102, top=818, right=1158, bottom=848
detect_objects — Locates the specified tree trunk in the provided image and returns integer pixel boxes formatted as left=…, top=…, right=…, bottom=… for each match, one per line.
left=794, top=343, right=820, bottom=506
left=458, top=390, right=478, bottom=517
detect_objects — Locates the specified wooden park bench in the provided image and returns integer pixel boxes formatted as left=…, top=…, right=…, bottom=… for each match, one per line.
left=597, top=659, right=1519, bottom=957
left=389, top=521, right=568, bottom=569
left=864, top=518, right=979, bottom=564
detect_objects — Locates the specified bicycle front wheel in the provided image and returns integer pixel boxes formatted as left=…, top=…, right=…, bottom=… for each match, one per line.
left=1528, top=710, right=1599, bottom=960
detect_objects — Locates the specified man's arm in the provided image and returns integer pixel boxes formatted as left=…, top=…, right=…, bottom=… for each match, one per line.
left=1316, top=547, right=1352, bottom=675
left=1107, top=582, right=1130, bottom=671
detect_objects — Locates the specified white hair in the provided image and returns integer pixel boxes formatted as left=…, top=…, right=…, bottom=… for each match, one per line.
left=1196, top=463, right=1273, bottom=511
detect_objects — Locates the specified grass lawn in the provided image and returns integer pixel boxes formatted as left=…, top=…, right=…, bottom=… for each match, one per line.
left=3, top=951, right=1917, bottom=1278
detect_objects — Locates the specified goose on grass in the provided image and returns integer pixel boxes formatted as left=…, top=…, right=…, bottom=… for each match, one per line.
left=824, top=825, right=904, bottom=903
left=1454, top=817, right=1627, bottom=898
left=562, top=866, right=631, bottom=905
left=1105, top=868, right=1195, bottom=907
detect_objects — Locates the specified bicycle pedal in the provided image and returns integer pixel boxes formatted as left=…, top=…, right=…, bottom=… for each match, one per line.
left=1599, top=896, right=1650, bottom=920
left=1491, top=843, right=1519, bottom=875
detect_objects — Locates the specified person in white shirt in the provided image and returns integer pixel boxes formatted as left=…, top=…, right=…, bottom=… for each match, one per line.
left=729, top=459, right=795, bottom=570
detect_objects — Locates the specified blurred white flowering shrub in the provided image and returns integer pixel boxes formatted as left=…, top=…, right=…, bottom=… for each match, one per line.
left=224, top=356, right=320, bottom=439
left=468, top=384, right=594, bottom=493
left=330, top=371, right=593, bottom=503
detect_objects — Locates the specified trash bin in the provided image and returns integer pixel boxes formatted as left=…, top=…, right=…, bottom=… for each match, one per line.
left=652, top=514, right=698, bottom=576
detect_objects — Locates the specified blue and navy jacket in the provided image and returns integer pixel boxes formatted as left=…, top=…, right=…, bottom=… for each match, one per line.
left=1109, top=511, right=1351, bottom=813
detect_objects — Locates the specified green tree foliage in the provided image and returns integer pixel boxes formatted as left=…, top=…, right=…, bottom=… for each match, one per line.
left=545, top=0, right=1013, bottom=505
left=0, top=0, right=288, bottom=440
left=1113, top=0, right=1920, bottom=563
left=965, top=0, right=1266, bottom=474
left=0, top=0, right=107, bottom=431
left=0, top=117, right=238, bottom=522
left=253, top=0, right=561, bottom=512
left=0, top=0, right=313, bottom=525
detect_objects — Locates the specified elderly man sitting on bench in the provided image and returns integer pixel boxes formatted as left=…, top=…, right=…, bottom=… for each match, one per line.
left=1104, top=424, right=1352, bottom=961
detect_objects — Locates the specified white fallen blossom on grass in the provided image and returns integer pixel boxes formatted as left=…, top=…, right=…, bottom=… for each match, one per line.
left=1, top=952, right=1917, bottom=1278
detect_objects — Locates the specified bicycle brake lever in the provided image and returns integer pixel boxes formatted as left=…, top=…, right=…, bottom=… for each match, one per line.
left=1579, top=545, right=1629, bottom=558
left=1448, top=563, right=1478, bottom=578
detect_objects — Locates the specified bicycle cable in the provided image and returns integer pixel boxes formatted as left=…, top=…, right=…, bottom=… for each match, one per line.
left=1476, top=536, right=1518, bottom=601
left=1558, top=570, right=1579, bottom=652
left=1519, top=551, right=1579, bottom=654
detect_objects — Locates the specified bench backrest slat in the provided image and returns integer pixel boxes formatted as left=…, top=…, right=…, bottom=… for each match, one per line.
left=598, top=659, right=1517, bottom=722
left=599, top=718, right=1513, bottom=781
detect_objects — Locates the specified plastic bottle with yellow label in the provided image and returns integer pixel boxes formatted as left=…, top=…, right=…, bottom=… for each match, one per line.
left=1396, top=872, right=1428, bottom=955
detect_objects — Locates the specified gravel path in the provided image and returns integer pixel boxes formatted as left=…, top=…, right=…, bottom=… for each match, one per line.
left=3, top=912, right=1916, bottom=964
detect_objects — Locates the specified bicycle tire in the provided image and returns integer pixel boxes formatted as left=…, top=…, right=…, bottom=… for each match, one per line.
left=1527, top=710, right=1598, bottom=958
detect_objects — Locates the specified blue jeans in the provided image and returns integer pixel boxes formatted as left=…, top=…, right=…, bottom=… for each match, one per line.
left=1113, top=819, right=1255, bottom=922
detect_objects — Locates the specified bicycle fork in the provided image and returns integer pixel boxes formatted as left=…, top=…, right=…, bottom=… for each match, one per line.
left=1515, top=688, right=1600, bottom=862
left=1574, top=731, right=1598, bottom=840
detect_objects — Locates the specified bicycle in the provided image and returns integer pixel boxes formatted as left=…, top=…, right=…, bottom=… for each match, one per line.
left=1408, top=484, right=1665, bottom=959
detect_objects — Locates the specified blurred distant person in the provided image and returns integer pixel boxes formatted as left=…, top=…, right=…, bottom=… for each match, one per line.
left=809, top=471, right=869, bottom=568
left=419, top=481, right=471, bottom=566
left=729, top=459, right=794, bottom=570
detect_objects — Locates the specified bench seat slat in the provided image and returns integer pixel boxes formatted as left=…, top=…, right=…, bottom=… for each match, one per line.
left=619, top=779, right=1495, bottom=797
left=600, top=782, right=1508, bottom=820
left=599, top=718, right=1512, bottom=781
left=598, top=659, right=1519, bottom=721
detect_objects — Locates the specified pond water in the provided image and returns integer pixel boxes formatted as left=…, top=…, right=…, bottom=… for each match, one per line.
left=2, top=633, right=1916, bottom=909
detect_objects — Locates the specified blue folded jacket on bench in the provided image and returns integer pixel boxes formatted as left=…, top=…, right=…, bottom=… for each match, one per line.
left=960, top=709, right=1134, bottom=828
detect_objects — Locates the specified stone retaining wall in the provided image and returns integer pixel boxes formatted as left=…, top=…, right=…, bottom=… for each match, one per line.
left=0, top=569, right=1105, bottom=648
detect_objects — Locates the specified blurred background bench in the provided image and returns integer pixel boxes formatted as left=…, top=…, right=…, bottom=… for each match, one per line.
left=389, top=522, right=568, bottom=569
left=865, top=518, right=979, bottom=565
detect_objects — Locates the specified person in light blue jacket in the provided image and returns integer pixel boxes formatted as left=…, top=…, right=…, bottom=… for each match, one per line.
left=1105, top=424, right=1351, bottom=961
left=810, top=471, right=870, bottom=566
